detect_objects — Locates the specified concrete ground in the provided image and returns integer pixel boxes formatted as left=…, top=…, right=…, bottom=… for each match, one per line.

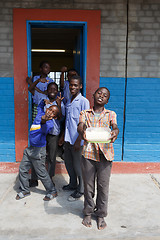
left=0, top=173, right=160, bottom=240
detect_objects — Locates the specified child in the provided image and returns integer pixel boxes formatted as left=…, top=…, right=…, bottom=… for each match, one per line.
left=16, top=105, right=60, bottom=201
left=59, top=75, right=90, bottom=201
left=60, top=66, right=78, bottom=105
left=77, top=87, right=119, bottom=230
left=38, top=82, right=65, bottom=178
left=27, top=61, right=54, bottom=121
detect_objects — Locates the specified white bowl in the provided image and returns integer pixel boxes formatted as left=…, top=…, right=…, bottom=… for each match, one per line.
left=86, top=127, right=111, bottom=143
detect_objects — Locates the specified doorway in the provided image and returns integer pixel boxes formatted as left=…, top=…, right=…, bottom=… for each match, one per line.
left=27, top=21, right=87, bottom=126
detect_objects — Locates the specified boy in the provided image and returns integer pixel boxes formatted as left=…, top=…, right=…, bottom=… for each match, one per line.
left=16, top=105, right=60, bottom=201
left=59, top=75, right=90, bottom=201
left=77, top=87, right=119, bottom=230
left=60, top=66, right=78, bottom=104
left=38, top=82, right=65, bottom=178
left=27, top=61, right=53, bottom=121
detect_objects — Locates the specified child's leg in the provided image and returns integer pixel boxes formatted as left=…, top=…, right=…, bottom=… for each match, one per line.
left=31, top=147, right=57, bottom=195
left=18, top=148, right=32, bottom=193
left=64, top=142, right=77, bottom=188
left=81, top=156, right=96, bottom=216
left=71, top=146, right=84, bottom=193
left=46, top=134, right=58, bottom=178
left=95, top=155, right=112, bottom=218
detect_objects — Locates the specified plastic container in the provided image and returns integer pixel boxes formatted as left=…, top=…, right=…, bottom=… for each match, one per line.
left=86, top=127, right=111, bottom=143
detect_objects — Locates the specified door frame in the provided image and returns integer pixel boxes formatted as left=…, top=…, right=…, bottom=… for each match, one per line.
left=13, top=9, right=101, bottom=162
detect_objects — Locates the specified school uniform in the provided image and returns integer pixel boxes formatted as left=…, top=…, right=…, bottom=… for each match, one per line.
left=64, top=93, right=90, bottom=193
left=32, top=75, right=53, bottom=121
left=18, top=109, right=57, bottom=195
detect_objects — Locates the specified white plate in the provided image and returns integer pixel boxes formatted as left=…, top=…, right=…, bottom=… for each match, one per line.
left=86, top=127, right=111, bottom=143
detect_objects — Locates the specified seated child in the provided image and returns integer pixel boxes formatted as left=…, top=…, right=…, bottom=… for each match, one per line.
left=78, top=87, right=119, bottom=230
left=16, top=105, right=60, bottom=201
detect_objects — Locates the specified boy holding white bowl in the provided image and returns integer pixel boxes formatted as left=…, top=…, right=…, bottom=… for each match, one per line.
left=78, top=87, right=119, bottom=230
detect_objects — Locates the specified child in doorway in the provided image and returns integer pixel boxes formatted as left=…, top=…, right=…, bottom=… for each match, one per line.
left=59, top=75, right=90, bottom=201
left=27, top=61, right=54, bottom=121
left=16, top=105, right=60, bottom=201
left=60, top=66, right=78, bottom=105
left=77, top=87, right=119, bottom=230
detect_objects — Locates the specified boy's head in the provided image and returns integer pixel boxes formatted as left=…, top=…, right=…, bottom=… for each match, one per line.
left=39, top=61, right=51, bottom=75
left=67, top=69, right=78, bottom=81
left=47, top=82, right=58, bottom=100
left=45, top=105, right=60, bottom=120
left=69, top=75, right=82, bottom=97
left=93, top=87, right=110, bottom=106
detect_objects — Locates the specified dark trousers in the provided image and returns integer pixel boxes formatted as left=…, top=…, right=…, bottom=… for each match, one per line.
left=64, top=142, right=84, bottom=193
left=46, top=134, right=59, bottom=178
left=31, top=134, right=58, bottom=180
left=19, top=146, right=57, bottom=194
left=81, top=155, right=112, bottom=217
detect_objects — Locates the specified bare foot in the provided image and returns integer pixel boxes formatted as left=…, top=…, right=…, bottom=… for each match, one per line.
left=97, top=217, right=107, bottom=230
left=82, top=215, right=92, bottom=228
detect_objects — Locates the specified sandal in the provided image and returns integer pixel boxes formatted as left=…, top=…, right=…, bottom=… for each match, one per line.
left=16, top=191, right=31, bottom=200
left=43, top=192, right=58, bottom=201
left=82, top=215, right=92, bottom=228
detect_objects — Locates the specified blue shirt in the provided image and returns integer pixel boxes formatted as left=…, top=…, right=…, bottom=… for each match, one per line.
left=32, top=75, right=54, bottom=105
left=62, top=80, right=71, bottom=105
left=65, top=93, right=90, bottom=145
left=37, top=98, right=65, bottom=136
left=29, top=109, right=54, bottom=147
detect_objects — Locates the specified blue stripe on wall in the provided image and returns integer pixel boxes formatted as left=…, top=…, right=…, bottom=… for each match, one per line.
left=100, top=77, right=125, bottom=161
left=0, top=77, right=15, bottom=162
left=123, top=77, right=160, bottom=162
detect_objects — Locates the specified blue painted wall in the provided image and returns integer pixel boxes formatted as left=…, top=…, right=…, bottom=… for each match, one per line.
left=100, top=77, right=125, bottom=161
left=123, top=77, right=160, bottom=162
left=100, top=77, right=160, bottom=162
left=0, top=78, right=15, bottom=162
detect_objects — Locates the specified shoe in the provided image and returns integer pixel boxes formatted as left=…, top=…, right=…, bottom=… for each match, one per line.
left=62, top=184, right=77, bottom=191
left=43, top=192, right=58, bottom=201
left=16, top=191, right=31, bottom=200
left=68, top=190, right=84, bottom=201
left=29, top=179, right=38, bottom=187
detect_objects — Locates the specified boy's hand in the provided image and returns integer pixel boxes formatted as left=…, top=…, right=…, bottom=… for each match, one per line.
left=61, top=66, right=67, bottom=73
left=56, top=92, right=64, bottom=106
left=110, top=129, right=118, bottom=143
left=44, top=99, right=51, bottom=105
left=39, top=78, right=49, bottom=83
left=58, top=133, right=64, bottom=146
left=74, top=138, right=81, bottom=151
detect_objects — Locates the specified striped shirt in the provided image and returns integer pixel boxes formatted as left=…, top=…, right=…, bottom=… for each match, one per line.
left=79, top=108, right=117, bottom=162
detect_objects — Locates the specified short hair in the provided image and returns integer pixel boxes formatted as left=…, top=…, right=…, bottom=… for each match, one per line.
left=70, top=75, right=82, bottom=85
left=39, top=61, right=50, bottom=68
left=94, top=87, right=110, bottom=100
left=47, top=82, right=58, bottom=91
left=68, top=68, right=78, bottom=75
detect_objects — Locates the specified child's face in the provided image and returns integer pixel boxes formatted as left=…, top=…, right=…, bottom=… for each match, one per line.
left=47, top=84, right=58, bottom=100
left=94, top=88, right=109, bottom=106
left=40, top=63, right=51, bottom=75
left=45, top=105, right=59, bottom=119
left=69, top=79, right=82, bottom=97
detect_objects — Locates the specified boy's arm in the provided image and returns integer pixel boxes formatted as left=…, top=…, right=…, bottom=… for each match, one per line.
left=77, top=122, right=87, bottom=141
left=28, top=77, right=48, bottom=94
left=60, top=66, right=67, bottom=91
left=110, top=123, right=119, bottom=143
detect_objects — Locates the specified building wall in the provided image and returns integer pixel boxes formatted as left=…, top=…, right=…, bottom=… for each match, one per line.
left=0, top=0, right=160, bottom=162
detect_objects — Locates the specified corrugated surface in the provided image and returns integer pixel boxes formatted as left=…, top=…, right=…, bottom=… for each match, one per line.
left=100, top=77, right=125, bottom=161
left=0, top=78, right=15, bottom=162
left=123, top=77, right=160, bottom=162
